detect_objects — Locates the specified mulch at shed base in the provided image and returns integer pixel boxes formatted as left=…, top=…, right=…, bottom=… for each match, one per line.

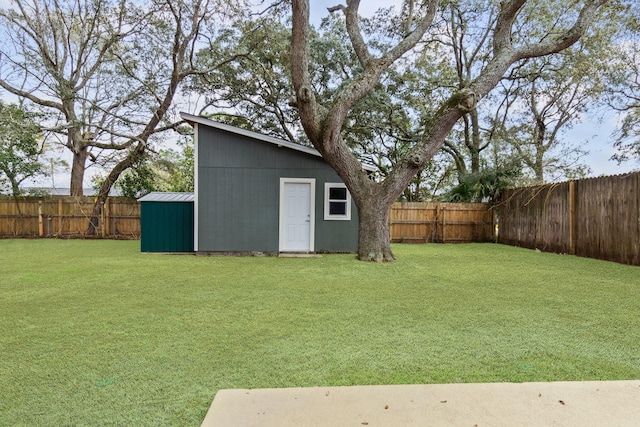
left=202, top=380, right=640, bottom=426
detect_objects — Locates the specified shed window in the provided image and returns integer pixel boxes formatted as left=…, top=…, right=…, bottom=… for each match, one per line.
left=324, top=183, right=351, bottom=220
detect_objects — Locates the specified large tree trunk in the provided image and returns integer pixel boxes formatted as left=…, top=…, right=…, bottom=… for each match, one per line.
left=70, top=148, right=88, bottom=197
left=356, top=196, right=395, bottom=262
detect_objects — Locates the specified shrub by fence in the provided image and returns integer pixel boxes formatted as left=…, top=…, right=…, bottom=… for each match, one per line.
left=390, top=202, right=495, bottom=243
left=0, top=196, right=140, bottom=238
left=497, top=173, right=640, bottom=266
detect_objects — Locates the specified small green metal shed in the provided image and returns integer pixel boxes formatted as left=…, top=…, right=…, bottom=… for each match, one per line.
left=138, top=192, right=194, bottom=252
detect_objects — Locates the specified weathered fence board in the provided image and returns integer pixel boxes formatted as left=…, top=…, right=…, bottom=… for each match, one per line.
left=496, top=182, right=571, bottom=254
left=574, top=173, right=639, bottom=265
left=497, top=173, right=640, bottom=266
left=0, top=196, right=140, bottom=238
left=390, top=202, right=494, bottom=243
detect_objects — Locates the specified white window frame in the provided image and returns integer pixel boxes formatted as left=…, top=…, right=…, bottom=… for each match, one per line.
left=324, top=182, right=351, bottom=221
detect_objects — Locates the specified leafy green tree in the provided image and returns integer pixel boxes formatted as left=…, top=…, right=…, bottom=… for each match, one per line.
left=94, top=137, right=194, bottom=197
left=0, top=0, right=245, bottom=233
left=443, top=162, right=521, bottom=203
left=439, top=0, right=619, bottom=185
left=438, top=1, right=496, bottom=180
left=157, top=138, right=194, bottom=193
left=0, top=101, right=46, bottom=195
left=291, top=0, right=609, bottom=261
left=497, top=22, right=618, bottom=182
left=607, top=4, right=640, bottom=165
left=194, top=10, right=450, bottom=200
left=114, top=159, right=158, bottom=199
left=192, top=14, right=303, bottom=143
left=0, top=0, right=137, bottom=196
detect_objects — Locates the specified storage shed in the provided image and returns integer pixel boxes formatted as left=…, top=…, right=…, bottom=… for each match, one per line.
left=138, top=192, right=194, bottom=252
left=181, top=113, right=376, bottom=254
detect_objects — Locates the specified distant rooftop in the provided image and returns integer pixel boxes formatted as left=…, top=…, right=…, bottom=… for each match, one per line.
left=19, top=187, right=123, bottom=197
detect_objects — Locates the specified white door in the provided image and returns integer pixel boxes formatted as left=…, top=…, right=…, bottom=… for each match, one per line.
left=280, top=179, right=315, bottom=252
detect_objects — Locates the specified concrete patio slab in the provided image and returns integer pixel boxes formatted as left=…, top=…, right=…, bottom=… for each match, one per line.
left=201, top=381, right=640, bottom=426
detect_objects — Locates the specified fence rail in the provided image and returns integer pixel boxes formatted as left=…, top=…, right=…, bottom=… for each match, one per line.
left=0, top=196, right=140, bottom=238
left=496, top=172, right=640, bottom=266
left=390, top=202, right=495, bottom=243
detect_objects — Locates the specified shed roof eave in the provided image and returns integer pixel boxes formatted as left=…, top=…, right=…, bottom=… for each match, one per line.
left=179, top=112, right=377, bottom=173
left=137, top=192, right=195, bottom=203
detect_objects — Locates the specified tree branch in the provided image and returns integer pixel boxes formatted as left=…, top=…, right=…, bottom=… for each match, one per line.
left=291, top=0, right=322, bottom=142
left=514, top=0, right=608, bottom=60
left=493, top=0, right=527, bottom=54
left=0, top=78, right=63, bottom=110
left=343, top=0, right=372, bottom=67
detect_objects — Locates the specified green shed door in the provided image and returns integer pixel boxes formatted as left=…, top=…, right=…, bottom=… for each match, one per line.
left=140, top=201, right=194, bottom=252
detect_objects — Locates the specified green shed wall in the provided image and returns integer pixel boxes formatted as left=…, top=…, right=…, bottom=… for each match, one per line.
left=140, top=201, right=194, bottom=252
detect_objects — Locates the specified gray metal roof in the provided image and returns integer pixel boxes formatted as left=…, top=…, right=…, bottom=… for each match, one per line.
left=137, top=192, right=194, bottom=203
left=180, top=112, right=377, bottom=172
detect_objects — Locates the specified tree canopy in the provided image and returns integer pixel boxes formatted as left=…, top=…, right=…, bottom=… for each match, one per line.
left=291, top=0, right=610, bottom=261
left=0, top=101, right=46, bottom=195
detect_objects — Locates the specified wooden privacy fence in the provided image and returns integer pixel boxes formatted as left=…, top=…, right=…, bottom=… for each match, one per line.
left=1, top=197, right=494, bottom=243
left=0, top=196, right=140, bottom=238
left=390, top=202, right=495, bottom=243
left=497, top=172, right=640, bottom=266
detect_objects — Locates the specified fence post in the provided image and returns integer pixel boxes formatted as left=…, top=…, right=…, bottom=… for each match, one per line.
left=442, top=205, right=446, bottom=244
left=100, top=201, right=106, bottom=237
left=105, top=198, right=110, bottom=237
left=435, top=204, right=440, bottom=242
left=58, top=198, right=63, bottom=235
left=38, top=201, right=44, bottom=237
left=569, top=180, right=576, bottom=255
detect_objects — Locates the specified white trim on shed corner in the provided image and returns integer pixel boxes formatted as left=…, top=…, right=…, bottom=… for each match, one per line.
left=279, top=178, right=315, bottom=253
left=193, top=122, right=199, bottom=252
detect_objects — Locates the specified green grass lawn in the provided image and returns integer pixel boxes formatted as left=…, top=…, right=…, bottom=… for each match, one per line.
left=1, top=239, right=639, bottom=425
